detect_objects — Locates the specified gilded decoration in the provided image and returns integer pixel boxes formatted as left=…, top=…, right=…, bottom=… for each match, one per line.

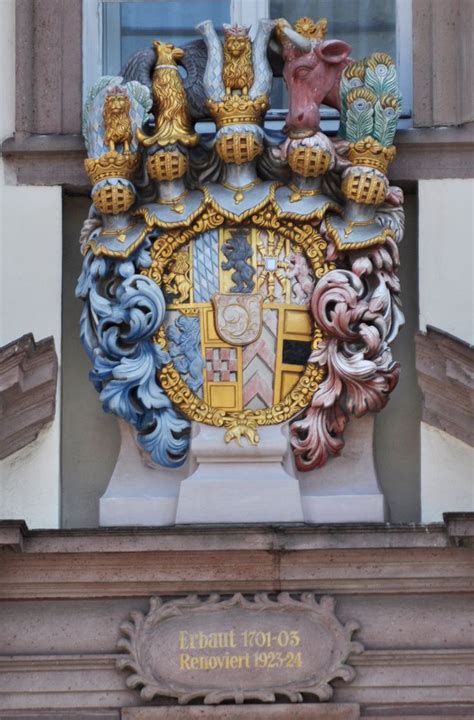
left=77, top=16, right=405, bottom=469
left=222, top=24, right=254, bottom=95
left=136, top=41, right=199, bottom=148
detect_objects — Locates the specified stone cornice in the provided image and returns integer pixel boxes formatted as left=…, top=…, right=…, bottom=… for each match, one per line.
left=0, top=520, right=451, bottom=553
left=0, top=334, right=58, bottom=459
left=2, top=125, right=474, bottom=187
left=0, top=517, right=472, bottom=599
left=416, top=327, right=474, bottom=446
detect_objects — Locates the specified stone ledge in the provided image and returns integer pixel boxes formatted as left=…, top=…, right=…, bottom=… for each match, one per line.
left=122, top=706, right=360, bottom=719
left=0, top=334, right=58, bottom=459
left=3, top=647, right=473, bottom=672
left=0, top=520, right=453, bottom=553
left=1, top=650, right=473, bottom=715
left=2, top=125, right=474, bottom=186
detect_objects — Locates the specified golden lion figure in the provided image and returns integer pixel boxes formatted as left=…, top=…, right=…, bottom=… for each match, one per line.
left=103, top=93, right=133, bottom=153
left=223, top=24, right=253, bottom=95
left=163, top=252, right=192, bottom=304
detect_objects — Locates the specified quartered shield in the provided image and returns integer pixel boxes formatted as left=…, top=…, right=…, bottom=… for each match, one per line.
left=160, top=218, right=321, bottom=416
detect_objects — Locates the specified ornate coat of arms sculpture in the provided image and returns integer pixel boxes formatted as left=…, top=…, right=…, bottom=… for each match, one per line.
left=78, top=17, right=404, bottom=521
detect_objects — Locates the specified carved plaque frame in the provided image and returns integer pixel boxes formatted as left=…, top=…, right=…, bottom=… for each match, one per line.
left=117, top=592, right=363, bottom=705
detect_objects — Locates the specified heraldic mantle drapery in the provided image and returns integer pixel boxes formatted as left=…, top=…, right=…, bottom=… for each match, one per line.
left=77, top=16, right=405, bottom=474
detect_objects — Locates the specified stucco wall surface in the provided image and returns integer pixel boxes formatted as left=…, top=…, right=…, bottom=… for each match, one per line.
left=0, top=0, right=62, bottom=528
left=418, top=179, right=473, bottom=522
left=421, top=422, right=473, bottom=523
left=0, top=185, right=62, bottom=528
left=419, top=179, right=474, bottom=344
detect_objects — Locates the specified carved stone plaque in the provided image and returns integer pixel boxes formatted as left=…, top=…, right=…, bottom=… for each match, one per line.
left=117, top=593, right=363, bottom=705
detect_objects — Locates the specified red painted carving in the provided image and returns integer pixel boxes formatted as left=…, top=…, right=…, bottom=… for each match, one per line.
left=279, top=26, right=351, bottom=135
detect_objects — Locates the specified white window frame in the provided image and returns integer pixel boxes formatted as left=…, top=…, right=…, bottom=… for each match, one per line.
left=83, top=0, right=413, bottom=129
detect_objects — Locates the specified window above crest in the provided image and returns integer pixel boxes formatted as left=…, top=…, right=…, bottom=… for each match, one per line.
left=83, top=0, right=412, bottom=128
left=268, top=0, right=412, bottom=122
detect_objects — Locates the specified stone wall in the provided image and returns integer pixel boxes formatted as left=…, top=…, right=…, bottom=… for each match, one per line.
left=0, top=519, right=473, bottom=718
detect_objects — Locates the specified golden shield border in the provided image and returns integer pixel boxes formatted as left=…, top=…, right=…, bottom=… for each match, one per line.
left=144, top=203, right=333, bottom=444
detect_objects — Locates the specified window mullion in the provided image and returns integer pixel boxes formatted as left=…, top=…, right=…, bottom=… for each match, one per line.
left=396, top=0, right=413, bottom=117
left=103, top=3, right=122, bottom=76
left=230, top=0, right=269, bottom=35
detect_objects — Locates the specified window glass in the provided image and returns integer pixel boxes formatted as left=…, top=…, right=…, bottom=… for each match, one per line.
left=103, top=0, right=230, bottom=75
left=269, top=0, right=398, bottom=115
left=98, top=0, right=410, bottom=122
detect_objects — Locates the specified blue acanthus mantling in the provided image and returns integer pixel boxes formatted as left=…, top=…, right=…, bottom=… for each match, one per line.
left=76, top=239, right=191, bottom=467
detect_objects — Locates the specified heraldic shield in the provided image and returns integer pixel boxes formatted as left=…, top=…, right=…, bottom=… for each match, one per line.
left=78, top=17, right=405, bottom=472
left=156, top=219, right=323, bottom=422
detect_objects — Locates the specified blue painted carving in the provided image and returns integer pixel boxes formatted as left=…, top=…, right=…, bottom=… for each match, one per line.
left=166, top=315, right=205, bottom=394
left=192, top=230, right=219, bottom=302
left=76, top=239, right=190, bottom=467
left=221, top=229, right=255, bottom=293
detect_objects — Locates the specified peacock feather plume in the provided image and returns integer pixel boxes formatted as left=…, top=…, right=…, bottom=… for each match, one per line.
left=339, top=52, right=402, bottom=147
left=373, top=94, right=401, bottom=147
left=344, top=87, right=377, bottom=144
left=365, top=53, right=399, bottom=97
left=339, top=60, right=366, bottom=136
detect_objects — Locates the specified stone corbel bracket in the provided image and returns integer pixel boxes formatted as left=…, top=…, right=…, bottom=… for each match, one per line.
left=0, top=334, right=58, bottom=459
left=416, top=327, right=473, bottom=446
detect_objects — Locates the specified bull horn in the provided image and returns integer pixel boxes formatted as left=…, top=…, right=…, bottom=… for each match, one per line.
left=281, top=26, right=312, bottom=52
left=269, top=39, right=282, bottom=55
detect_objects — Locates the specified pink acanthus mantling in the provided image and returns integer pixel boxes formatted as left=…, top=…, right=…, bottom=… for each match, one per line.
left=290, top=234, right=402, bottom=471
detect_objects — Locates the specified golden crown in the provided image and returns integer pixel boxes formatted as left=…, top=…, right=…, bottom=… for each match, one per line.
left=348, top=137, right=396, bottom=174
left=207, top=94, right=269, bottom=129
left=84, top=150, right=140, bottom=185
left=294, top=17, right=328, bottom=40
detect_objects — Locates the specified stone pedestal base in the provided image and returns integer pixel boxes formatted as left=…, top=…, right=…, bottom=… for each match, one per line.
left=294, top=414, right=387, bottom=523
left=99, top=420, right=189, bottom=527
left=175, top=424, right=304, bottom=524
left=100, top=415, right=385, bottom=526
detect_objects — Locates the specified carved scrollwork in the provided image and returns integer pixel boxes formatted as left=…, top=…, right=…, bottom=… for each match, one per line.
left=290, top=260, right=401, bottom=470
left=160, top=360, right=325, bottom=441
